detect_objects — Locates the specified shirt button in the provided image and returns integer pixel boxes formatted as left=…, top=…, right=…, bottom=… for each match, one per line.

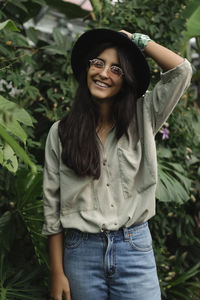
left=103, top=159, right=107, bottom=166
left=107, top=183, right=110, bottom=187
left=114, top=222, right=118, bottom=226
left=111, top=204, right=114, bottom=207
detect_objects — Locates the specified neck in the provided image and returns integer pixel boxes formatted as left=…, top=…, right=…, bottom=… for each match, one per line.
left=95, top=98, right=114, bottom=126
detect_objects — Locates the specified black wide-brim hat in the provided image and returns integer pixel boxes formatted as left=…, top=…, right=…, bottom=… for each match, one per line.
left=71, top=28, right=150, bottom=99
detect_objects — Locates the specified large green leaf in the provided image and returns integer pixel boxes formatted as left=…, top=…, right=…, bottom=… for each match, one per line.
left=3, top=0, right=44, bottom=24
left=156, top=161, right=191, bottom=203
left=169, top=262, right=200, bottom=287
left=32, top=0, right=46, bottom=4
left=182, top=5, right=200, bottom=43
left=0, top=145, right=3, bottom=164
left=1, top=119, right=27, bottom=144
left=0, top=96, right=33, bottom=145
left=185, top=6, right=200, bottom=39
left=15, top=170, right=43, bottom=209
left=2, top=143, right=18, bottom=173
left=0, top=96, right=33, bottom=127
left=182, top=0, right=200, bottom=18
left=0, top=124, right=37, bottom=173
left=42, top=45, right=68, bottom=55
left=0, top=20, right=19, bottom=32
left=14, top=169, right=48, bottom=266
left=161, top=162, right=191, bottom=191
left=46, top=0, right=89, bottom=19
left=0, top=212, right=11, bottom=232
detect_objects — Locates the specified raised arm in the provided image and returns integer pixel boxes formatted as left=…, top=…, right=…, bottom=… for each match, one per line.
left=120, top=30, right=192, bottom=134
left=120, top=30, right=184, bottom=71
left=144, top=41, right=184, bottom=72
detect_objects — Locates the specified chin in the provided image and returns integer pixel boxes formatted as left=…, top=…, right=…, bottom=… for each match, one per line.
left=91, top=94, right=116, bottom=103
left=90, top=90, right=118, bottom=101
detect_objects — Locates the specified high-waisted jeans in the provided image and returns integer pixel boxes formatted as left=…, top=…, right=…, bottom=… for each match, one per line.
left=63, top=222, right=161, bottom=300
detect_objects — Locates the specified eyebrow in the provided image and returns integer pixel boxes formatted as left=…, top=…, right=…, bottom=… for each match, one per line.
left=96, top=57, right=121, bottom=67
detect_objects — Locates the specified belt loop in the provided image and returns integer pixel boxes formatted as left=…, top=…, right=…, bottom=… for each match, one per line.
left=83, top=232, right=88, bottom=240
left=122, top=227, right=130, bottom=241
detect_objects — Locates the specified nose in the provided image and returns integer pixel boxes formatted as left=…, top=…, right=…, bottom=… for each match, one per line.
left=99, top=65, right=110, bottom=78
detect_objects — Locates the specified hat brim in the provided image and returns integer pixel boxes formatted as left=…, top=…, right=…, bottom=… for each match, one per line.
left=71, top=28, right=150, bottom=99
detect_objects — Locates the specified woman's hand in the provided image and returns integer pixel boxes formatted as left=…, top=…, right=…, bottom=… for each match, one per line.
left=50, top=272, right=71, bottom=300
left=119, top=30, right=132, bottom=40
left=48, top=232, right=71, bottom=300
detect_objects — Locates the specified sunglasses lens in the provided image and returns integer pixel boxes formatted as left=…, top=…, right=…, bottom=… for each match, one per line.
left=90, top=59, right=104, bottom=68
left=110, top=66, right=123, bottom=76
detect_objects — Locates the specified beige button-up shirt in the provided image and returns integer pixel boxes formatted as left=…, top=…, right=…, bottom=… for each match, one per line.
left=42, top=59, right=192, bottom=235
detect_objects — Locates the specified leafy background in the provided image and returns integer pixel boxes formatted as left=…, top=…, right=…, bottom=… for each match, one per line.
left=0, top=0, right=200, bottom=299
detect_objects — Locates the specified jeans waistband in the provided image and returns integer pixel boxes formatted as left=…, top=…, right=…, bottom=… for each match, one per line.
left=65, top=222, right=148, bottom=240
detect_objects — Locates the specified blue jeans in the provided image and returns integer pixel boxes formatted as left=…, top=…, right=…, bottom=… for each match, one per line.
left=63, top=222, right=161, bottom=300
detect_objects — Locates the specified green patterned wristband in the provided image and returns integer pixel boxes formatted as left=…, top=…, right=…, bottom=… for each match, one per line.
left=132, top=33, right=152, bottom=51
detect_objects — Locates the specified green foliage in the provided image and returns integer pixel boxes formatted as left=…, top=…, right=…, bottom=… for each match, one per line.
left=0, top=253, right=46, bottom=300
left=14, top=168, right=48, bottom=266
left=1, top=0, right=90, bottom=25
left=156, top=160, right=191, bottom=203
left=183, top=1, right=200, bottom=40
left=0, top=0, right=200, bottom=299
left=150, top=199, right=200, bottom=299
left=45, top=0, right=90, bottom=19
left=0, top=19, right=19, bottom=32
left=0, top=167, right=48, bottom=298
left=152, top=89, right=200, bottom=298
left=90, top=0, right=188, bottom=50
left=0, top=96, right=36, bottom=173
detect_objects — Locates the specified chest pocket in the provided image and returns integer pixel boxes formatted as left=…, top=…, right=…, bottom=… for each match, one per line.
left=117, top=141, right=156, bottom=198
left=60, top=165, right=98, bottom=215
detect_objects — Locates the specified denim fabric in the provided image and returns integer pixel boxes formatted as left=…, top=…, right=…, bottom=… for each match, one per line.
left=63, top=222, right=161, bottom=300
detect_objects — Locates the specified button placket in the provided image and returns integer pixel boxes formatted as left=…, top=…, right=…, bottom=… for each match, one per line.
left=100, top=138, right=119, bottom=228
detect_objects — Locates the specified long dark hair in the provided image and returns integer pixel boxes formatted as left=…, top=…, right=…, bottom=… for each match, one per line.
left=58, top=42, right=138, bottom=179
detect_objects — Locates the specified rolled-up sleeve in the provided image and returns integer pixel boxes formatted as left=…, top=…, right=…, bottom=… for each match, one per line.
left=146, top=59, right=192, bottom=134
left=42, top=121, right=62, bottom=235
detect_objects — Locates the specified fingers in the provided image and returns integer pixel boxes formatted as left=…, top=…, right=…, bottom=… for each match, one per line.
left=50, top=294, right=62, bottom=300
left=119, top=30, right=132, bottom=40
left=50, top=289, right=71, bottom=300
left=64, top=289, right=71, bottom=300
left=50, top=294, right=69, bottom=300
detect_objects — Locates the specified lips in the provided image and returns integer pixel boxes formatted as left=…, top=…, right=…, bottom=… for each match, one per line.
left=94, top=80, right=111, bottom=88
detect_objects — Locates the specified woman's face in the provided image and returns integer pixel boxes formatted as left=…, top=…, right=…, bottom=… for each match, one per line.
left=87, top=47, right=123, bottom=102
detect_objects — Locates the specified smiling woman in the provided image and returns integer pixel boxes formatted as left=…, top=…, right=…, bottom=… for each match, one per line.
left=87, top=48, right=123, bottom=102
left=42, top=28, right=192, bottom=300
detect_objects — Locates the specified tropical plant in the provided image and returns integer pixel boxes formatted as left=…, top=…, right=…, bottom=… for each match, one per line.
left=0, top=95, right=37, bottom=173
left=0, top=20, right=37, bottom=174
left=0, top=0, right=200, bottom=299
left=0, top=253, right=46, bottom=300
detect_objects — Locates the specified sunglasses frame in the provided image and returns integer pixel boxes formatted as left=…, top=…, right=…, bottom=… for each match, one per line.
left=89, top=58, right=124, bottom=77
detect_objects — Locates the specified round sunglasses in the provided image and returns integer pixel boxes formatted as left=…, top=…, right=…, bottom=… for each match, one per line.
left=89, top=58, right=124, bottom=77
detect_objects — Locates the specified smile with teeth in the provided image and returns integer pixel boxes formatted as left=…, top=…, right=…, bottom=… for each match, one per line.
left=95, top=80, right=110, bottom=88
